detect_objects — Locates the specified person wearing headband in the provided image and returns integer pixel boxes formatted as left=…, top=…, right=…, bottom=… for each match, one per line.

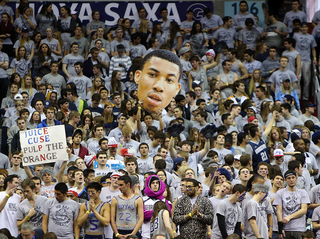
left=243, top=183, right=272, bottom=239
left=273, top=170, right=310, bottom=239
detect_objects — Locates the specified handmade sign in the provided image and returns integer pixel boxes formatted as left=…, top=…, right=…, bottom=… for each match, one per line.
left=20, top=125, right=68, bottom=166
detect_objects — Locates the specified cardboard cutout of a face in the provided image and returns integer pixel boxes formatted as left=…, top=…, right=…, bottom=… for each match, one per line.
left=134, top=50, right=181, bottom=113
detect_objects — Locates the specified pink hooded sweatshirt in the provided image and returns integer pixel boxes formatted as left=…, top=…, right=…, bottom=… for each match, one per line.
left=143, top=175, right=172, bottom=221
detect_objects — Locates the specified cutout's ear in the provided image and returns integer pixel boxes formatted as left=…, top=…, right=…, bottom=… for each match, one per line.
left=175, top=83, right=181, bottom=95
left=134, top=70, right=141, bottom=85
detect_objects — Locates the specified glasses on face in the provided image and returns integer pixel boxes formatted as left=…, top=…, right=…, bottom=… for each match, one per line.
left=102, top=181, right=111, bottom=185
left=241, top=170, right=250, bottom=174
left=12, top=156, right=20, bottom=159
left=185, top=186, right=195, bottom=189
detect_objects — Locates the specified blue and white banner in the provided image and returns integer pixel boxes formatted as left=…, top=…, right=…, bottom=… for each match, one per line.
left=8, top=1, right=214, bottom=27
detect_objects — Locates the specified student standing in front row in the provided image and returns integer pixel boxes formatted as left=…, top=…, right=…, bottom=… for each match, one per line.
left=77, top=182, right=110, bottom=239
left=42, top=183, right=80, bottom=239
left=110, top=175, right=144, bottom=239
left=273, top=170, right=309, bottom=239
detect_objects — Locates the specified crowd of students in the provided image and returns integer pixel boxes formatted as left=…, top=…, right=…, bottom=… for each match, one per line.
left=3, top=0, right=320, bottom=238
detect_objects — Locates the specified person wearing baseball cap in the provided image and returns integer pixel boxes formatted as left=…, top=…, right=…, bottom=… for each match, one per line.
left=67, top=188, right=79, bottom=201
left=300, top=102, right=320, bottom=127
left=179, top=47, right=192, bottom=92
left=273, top=170, right=310, bottom=238
left=273, top=149, right=285, bottom=173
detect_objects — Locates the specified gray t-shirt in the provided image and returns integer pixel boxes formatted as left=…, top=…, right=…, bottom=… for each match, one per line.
left=0, top=52, right=9, bottom=78
left=243, top=60, right=262, bottom=74
left=244, top=198, right=271, bottom=239
left=313, top=10, right=320, bottom=24
left=200, top=14, right=223, bottom=39
left=211, top=198, right=242, bottom=238
left=284, top=10, right=307, bottom=32
left=293, top=32, right=317, bottom=62
left=238, top=28, right=260, bottom=50
left=41, top=73, right=66, bottom=98
left=110, top=39, right=131, bottom=52
left=285, top=115, right=303, bottom=128
left=137, top=157, right=153, bottom=175
left=43, top=198, right=80, bottom=239
left=16, top=195, right=48, bottom=229
left=213, top=147, right=233, bottom=165
left=67, top=75, right=92, bottom=100
left=187, top=151, right=201, bottom=176
left=86, top=21, right=105, bottom=32
left=213, top=27, right=237, bottom=48
left=10, top=58, right=32, bottom=79
left=269, top=69, right=297, bottom=93
left=62, top=54, right=84, bottom=77
left=13, top=40, right=35, bottom=59
left=41, top=38, right=60, bottom=61
left=6, top=168, right=28, bottom=181
left=312, top=206, right=320, bottom=239
left=312, top=24, right=320, bottom=38
left=132, top=18, right=153, bottom=30
left=67, top=37, right=89, bottom=58
left=263, top=21, right=289, bottom=47
left=233, top=12, right=256, bottom=29
left=273, top=187, right=310, bottom=231
left=130, top=44, right=147, bottom=60
left=282, top=50, right=300, bottom=74
left=0, top=153, right=10, bottom=169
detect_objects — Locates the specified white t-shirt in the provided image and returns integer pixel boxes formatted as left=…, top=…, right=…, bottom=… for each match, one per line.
left=0, top=192, right=21, bottom=236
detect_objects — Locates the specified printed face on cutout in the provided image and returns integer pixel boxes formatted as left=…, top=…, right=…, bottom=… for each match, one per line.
left=135, top=56, right=181, bottom=113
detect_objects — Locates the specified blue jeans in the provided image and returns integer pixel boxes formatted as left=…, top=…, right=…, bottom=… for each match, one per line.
left=272, top=231, right=278, bottom=239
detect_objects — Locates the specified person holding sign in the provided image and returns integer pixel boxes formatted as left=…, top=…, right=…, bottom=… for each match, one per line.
left=37, top=106, right=61, bottom=128
left=110, top=175, right=144, bottom=239
left=134, top=50, right=182, bottom=114
left=77, top=182, right=110, bottom=239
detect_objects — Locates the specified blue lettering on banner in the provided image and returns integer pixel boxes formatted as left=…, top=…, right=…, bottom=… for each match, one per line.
left=8, top=2, right=214, bottom=27
left=224, top=1, right=265, bottom=27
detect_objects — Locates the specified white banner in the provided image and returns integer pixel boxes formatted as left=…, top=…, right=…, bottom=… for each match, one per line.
left=20, top=125, right=68, bottom=166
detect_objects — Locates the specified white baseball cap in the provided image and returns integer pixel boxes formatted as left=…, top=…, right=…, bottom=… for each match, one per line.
left=274, top=149, right=284, bottom=157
